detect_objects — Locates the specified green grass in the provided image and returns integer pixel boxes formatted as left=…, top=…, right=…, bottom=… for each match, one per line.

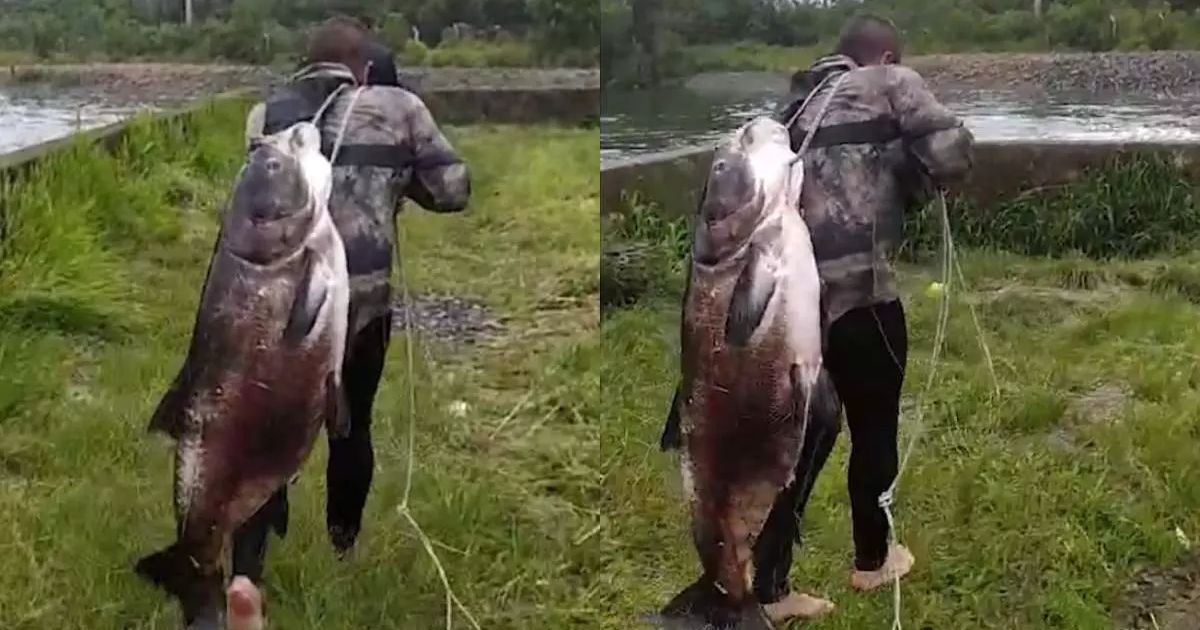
left=902, top=156, right=1200, bottom=261
left=599, top=174, right=1200, bottom=626
left=600, top=249, right=1200, bottom=629
left=0, top=98, right=600, bottom=628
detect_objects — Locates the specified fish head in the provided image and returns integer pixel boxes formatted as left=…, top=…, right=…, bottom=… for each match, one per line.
left=696, top=117, right=803, bottom=262
left=224, top=122, right=333, bottom=264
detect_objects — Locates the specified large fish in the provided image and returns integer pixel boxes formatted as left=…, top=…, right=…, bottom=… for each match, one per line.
left=136, top=121, right=350, bottom=629
left=655, top=116, right=834, bottom=630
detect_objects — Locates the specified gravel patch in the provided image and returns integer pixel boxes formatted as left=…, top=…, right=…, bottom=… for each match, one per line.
left=391, top=293, right=505, bottom=349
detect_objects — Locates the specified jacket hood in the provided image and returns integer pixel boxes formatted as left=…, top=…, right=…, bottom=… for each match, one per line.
left=808, top=54, right=858, bottom=84
left=291, top=62, right=358, bottom=85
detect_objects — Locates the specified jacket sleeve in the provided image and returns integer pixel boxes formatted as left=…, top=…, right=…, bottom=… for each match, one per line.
left=889, top=67, right=974, bottom=185
left=402, top=96, right=471, bottom=213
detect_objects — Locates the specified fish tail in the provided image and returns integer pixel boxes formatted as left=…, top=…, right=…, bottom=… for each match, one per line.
left=135, top=543, right=223, bottom=627
left=135, top=542, right=198, bottom=596
left=648, top=579, right=775, bottom=630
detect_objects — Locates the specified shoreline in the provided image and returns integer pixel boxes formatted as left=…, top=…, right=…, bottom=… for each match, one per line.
left=0, top=62, right=600, bottom=107
left=649, top=50, right=1200, bottom=98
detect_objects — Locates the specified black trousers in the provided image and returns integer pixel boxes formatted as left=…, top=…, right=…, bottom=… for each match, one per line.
left=752, top=300, right=909, bottom=601
left=231, top=312, right=392, bottom=581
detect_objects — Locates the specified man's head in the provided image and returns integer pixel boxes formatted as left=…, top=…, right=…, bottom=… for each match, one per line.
left=307, top=16, right=373, bottom=83
left=836, top=14, right=902, bottom=67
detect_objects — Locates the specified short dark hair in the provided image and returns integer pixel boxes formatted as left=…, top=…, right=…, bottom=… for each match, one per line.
left=307, top=16, right=372, bottom=72
left=836, top=14, right=902, bottom=65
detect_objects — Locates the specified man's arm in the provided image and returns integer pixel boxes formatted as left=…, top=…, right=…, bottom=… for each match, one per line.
left=403, top=97, right=470, bottom=213
left=888, top=67, right=974, bottom=185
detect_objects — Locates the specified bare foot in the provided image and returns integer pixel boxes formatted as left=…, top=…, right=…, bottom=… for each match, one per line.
left=764, top=591, right=837, bottom=624
left=226, top=576, right=265, bottom=630
left=850, top=544, right=915, bottom=592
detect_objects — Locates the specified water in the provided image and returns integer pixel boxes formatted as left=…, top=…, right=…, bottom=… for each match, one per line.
left=0, top=90, right=158, bottom=156
left=601, top=72, right=1200, bottom=167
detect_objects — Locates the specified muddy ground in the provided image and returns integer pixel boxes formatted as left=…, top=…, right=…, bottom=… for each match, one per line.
left=1118, top=555, right=1200, bottom=630
left=0, top=62, right=600, bottom=107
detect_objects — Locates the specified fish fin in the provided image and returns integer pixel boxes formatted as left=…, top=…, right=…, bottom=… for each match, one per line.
left=148, top=366, right=192, bottom=439
left=283, top=248, right=329, bottom=347
left=325, top=371, right=350, bottom=440
left=135, top=543, right=223, bottom=626
left=652, top=579, right=775, bottom=630
left=271, top=489, right=289, bottom=538
left=725, top=246, right=776, bottom=348
left=660, top=386, right=683, bottom=451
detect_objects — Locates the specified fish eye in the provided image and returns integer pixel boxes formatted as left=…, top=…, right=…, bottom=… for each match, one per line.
left=713, top=160, right=727, bottom=173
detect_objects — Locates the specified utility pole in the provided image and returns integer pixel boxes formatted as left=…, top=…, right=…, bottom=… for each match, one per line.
left=184, top=0, right=193, bottom=25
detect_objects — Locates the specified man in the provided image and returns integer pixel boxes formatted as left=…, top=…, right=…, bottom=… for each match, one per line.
left=661, top=13, right=973, bottom=625
left=365, top=40, right=417, bottom=91
left=235, top=16, right=470, bottom=583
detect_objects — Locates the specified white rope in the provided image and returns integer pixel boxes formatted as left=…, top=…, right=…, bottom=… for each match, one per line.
left=796, top=73, right=849, bottom=157
left=878, top=190, right=1000, bottom=630
left=876, top=191, right=952, bottom=630
left=393, top=225, right=482, bottom=630
left=326, top=85, right=480, bottom=630
left=326, top=86, right=365, bottom=166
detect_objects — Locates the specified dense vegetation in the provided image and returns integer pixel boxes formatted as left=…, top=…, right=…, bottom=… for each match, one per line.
left=0, top=0, right=597, bottom=67
left=603, top=0, right=1200, bottom=85
left=0, top=98, right=601, bottom=628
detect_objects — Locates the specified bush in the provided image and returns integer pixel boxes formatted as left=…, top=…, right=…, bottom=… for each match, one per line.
left=428, top=38, right=535, bottom=67
left=379, top=12, right=411, bottom=51
left=903, top=157, right=1200, bottom=260
left=1047, top=0, right=1119, bottom=51
left=399, top=38, right=431, bottom=65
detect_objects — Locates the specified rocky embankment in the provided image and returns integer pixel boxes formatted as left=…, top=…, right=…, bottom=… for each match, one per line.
left=0, top=62, right=600, bottom=107
left=685, top=51, right=1200, bottom=99
left=910, top=51, right=1200, bottom=97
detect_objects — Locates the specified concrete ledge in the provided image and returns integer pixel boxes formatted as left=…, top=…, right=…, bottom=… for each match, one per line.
left=0, top=85, right=598, bottom=177
left=0, top=90, right=254, bottom=178
left=422, top=87, right=598, bottom=126
left=600, top=141, right=1200, bottom=218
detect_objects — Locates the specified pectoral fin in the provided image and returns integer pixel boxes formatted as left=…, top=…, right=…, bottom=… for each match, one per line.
left=284, top=249, right=329, bottom=347
left=659, top=385, right=683, bottom=451
left=148, top=366, right=191, bottom=439
left=725, top=247, right=776, bottom=347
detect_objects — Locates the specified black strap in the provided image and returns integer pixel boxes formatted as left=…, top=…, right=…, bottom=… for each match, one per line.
left=322, top=143, right=463, bottom=171
left=789, top=116, right=902, bottom=150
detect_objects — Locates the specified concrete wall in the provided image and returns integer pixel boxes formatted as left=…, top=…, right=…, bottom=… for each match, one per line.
left=422, top=87, right=598, bottom=126
left=601, top=141, right=1200, bottom=219
left=0, top=85, right=598, bottom=176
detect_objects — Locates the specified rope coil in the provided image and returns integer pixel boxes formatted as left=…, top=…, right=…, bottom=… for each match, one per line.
left=878, top=190, right=999, bottom=630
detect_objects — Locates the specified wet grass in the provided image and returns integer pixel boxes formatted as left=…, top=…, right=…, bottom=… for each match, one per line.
left=902, top=156, right=1200, bottom=260
left=600, top=251, right=1200, bottom=629
left=599, top=184, right=1200, bottom=627
left=0, top=98, right=599, bottom=628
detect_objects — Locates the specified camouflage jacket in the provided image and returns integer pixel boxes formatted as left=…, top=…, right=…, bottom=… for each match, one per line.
left=246, top=63, right=471, bottom=336
left=775, top=55, right=974, bottom=325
